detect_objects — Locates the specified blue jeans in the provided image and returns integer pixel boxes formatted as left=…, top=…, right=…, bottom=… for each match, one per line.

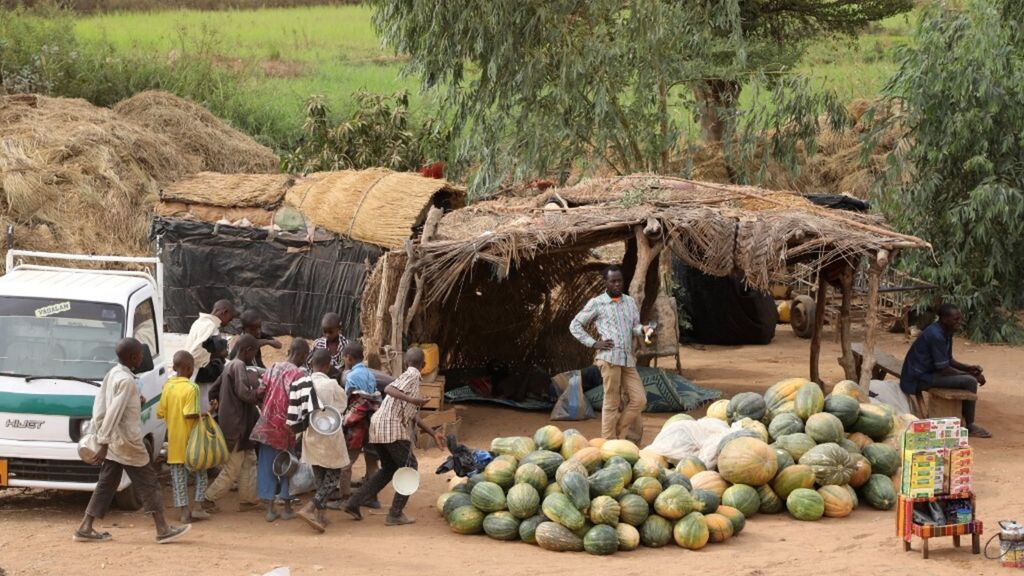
left=256, top=443, right=292, bottom=502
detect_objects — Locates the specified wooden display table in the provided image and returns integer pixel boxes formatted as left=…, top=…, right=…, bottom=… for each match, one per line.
left=896, top=492, right=982, bottom=559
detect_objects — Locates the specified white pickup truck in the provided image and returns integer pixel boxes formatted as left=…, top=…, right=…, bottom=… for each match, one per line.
left=0, top=250, right=180, bottom=509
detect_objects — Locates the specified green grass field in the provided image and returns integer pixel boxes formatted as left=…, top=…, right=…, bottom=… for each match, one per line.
left=73, top=5, right=914, bottom=148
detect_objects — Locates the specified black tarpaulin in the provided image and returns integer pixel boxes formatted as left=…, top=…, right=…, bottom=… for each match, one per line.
left=152, top=217, right=381, bottom=339
left=675, top=258, right=778, bottom=346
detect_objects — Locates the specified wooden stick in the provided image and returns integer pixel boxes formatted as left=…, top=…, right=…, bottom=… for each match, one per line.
left=389, top=240, right=417, bottom=376
left=837, top=265, right=857, bottom=381
left=629, top=224, right=664, bottom=311
left=810, top=269, right=829, bottom=387
left=858, top=255, right=887, bottom=393
left=403, top=207, right=444, bottom=336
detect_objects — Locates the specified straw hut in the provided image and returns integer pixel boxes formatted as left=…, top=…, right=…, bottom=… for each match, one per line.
left=360, top=175, right=929, bottom=394
left=154, top=169, right=465, bottom=338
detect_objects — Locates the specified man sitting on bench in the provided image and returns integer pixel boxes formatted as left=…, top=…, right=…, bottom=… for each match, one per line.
left=900, top=303, right=991, bottom=438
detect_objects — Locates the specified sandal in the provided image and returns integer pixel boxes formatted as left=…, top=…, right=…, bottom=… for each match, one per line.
left=967, top=424, right=992, bottom=438
left=156, top=524, right=192, bottom=545
left=343, top=504, right=363, bottom=521
left=73, top=530, right=112, bottom=543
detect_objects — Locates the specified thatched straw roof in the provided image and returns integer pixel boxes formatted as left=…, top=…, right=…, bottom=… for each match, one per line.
left=161, top=172, right=294, bottom=208
left=285, top=168, right=466, bottom=250
left=418, top=175, right=929, bottom=304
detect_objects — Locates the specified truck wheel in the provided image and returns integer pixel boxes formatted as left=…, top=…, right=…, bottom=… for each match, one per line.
left=113, top=436, right=154, bottom=511
left=790, top=296, right=816, bottom=339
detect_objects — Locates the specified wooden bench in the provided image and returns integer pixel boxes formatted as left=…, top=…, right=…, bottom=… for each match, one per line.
left=923, top=388, right=977, bottom=423
left=852, top=343, right=904, bottom=380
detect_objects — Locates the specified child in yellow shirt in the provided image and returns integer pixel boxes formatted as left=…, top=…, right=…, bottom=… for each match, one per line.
left=157, top=351, right=210, bottom=523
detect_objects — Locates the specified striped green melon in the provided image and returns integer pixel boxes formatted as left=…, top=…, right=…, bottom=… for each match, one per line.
left=571, top=519, right=594, bottom=539
left=818, top=485, right=854, bottom=518
left=661, top=470, right=692, bottom=490
left=863, top=443, right=900, bottom=477
left=832, top=380, right=867, bottom=402
left=799, top=443, right=857, bottom=486
left=706, top=399, right=730, bottom=421
left=568, top=447, right=603, bottom=474
left=617, top=493, right=650, bottom=526
left=787, top=488, right=825, bottom=521
left=518, top=514, right=546, bottom=544
left=470, top=481, right=507, bottom=513
left=852, top=403, right=894, bottom=440
left=716, top=505, right=746, bottom=534
left=839, top=438, right=862, bottom=454
left=544, top=483, right=563, bottom=497
left=705, top=512, right=734, bottom=542
left=533, top=425, right=565, bottom=451
left=805, top=412, right=845, bottom=444
left=520, top=450, right=565, bottom=478
left=772, top=464, right=816, bottom=499
left=849, top=454, right=873, bottom=488
left=774, top=433, right=817, bottom=461
left=535, top=521, right=584, bottom=552
left=541, top=493, right=585, bottom=530
left=756, top=484, right=784, bottom=514
left=673, top=511, right=709, bottom=550
left=794, top=382, right=825, bottom=420
left=717, top=437, right=779, bottom=486
left=600, top=439, right=641, bottom=464
left=690, top=489, right=721, bottom=514
left=632, top=455, right=663, bottom=479
left=483, top=511, right=521, bottom=541
left=555, top=460, right=589, bottom=484
left=583, top=524, right=619, bottom=555
left=846, top=432, right=874, bottom=450
left=862, top=474, right=897, bottom=510
left=515, top=462, right=549, bottom=492
left=845, top=484, right=860, bottom=508
left=604, top=456, right=634, bottom=485
left=559, top=429, right=589, bottom=460
left=690, top=470, right=729, bottom=498
left=765, top=378, right=808, bottom=416
left=616, top=523, right=641, bottom=551
left=507, top=483, right=541, bottom=519
left=639, top=515, right=673, bottom=548
left=450, top=481, right=470, bottom=494
left=675, top=455, right=707, bottom=479
left=588, top=495, right=621, bottom=525
left=631, top=476, right=663, bottom=504
left=558, top=470, right=591, bottom=511
left=483, top=457, right=518, bottom=489
left=589, top=467, right=627, bottom=498
left=466, top=472, right=486, bottom=492
left=824, top=394, right=861, bottom=428
left=727, top=392, right=768, bottom=423
left=491, top=436, right=536, bottom=460
left=664, top=413, right=695, bottom=428
left=441, top=492, right=473, bottom=517
left=437, top=492, right=463, bottom=516
left=653, top=485, right=695, bottom=520
left=448, top=505, right=485, bottom=534
left=736, top=418, right=770, bottom=443
left=769, top=412, right=805, bottom=441
left=722, top=484, right=760, bottom=518
left=774, top=448, right=796, bottom=471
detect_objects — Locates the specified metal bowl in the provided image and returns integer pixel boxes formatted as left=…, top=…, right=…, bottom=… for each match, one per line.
left=272, top=451, right=300, bottom=478
left=309, top=406, right=343, bottom=436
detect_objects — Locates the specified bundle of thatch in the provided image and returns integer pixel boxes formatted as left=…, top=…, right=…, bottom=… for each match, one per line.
left=0, top=93, right=281, bottom=272
left=113, top=91, right=279, bottom=174
left=156, top=172, right=297, bottom=228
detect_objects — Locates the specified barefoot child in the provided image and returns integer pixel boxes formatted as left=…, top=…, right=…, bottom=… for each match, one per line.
left=295, top=349, right=350, bottom=532
left=157, top=351, right=211, bottom=524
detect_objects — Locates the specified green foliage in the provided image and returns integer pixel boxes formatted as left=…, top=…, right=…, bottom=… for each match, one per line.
left=282, top=90, right=449, bottom=174
left=875, top=0, right=1024, bottom=341
left=369, top=0, right=909, bottom=195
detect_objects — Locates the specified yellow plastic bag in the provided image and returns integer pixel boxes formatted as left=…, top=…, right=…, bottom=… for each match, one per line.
left=185, top=414, right=229, bottom=472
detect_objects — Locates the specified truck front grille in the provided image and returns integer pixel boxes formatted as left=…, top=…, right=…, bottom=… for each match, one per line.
left=8, top=457, right=101, bottom=483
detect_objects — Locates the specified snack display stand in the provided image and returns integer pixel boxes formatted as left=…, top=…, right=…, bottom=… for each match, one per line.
left=896, top=417, right=982, bottom=559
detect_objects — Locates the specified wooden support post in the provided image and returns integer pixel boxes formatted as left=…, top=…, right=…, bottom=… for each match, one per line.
left=389, top=240, right=417, bottom=376
left=809, top=270, right=829, bottom=386
left=837, top=265, right=857, bottom=381
left=628, top=219, right=663, bottom=312
left=403, top=207, right=443, bottom=336
left=858, top=250, right=888, bottom=394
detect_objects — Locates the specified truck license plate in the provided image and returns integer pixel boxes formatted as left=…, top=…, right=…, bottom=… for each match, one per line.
left=0, top=459, right=7, bottom=486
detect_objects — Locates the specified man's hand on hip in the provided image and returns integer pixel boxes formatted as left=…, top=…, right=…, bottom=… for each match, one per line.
left=594, top=340, right=615, bottom=351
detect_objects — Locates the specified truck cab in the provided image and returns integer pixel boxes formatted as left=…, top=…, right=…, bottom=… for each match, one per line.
left=0, top=251, right=168, bottom=509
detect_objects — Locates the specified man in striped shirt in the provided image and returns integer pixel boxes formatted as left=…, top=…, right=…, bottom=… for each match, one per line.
left=570, top=264, right=652, bottom=441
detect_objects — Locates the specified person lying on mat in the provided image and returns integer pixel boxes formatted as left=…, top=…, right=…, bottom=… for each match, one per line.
left=900, top=303, right=991, bottom=438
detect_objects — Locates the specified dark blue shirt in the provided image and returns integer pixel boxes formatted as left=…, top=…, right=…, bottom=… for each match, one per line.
left=899, top=322, right=953, bottom=394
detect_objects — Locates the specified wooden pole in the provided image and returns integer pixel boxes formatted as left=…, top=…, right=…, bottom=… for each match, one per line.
left=403, top=207, right=444, bottom=336
left=628, top=219, right=663, bottom=312
left=389, top=240, right=417, bottom=376
left=858, top=250, right=889, bottom=394
left=837, top=265, right=857, bottom=381
left=809, top=269, right=829, bottom=387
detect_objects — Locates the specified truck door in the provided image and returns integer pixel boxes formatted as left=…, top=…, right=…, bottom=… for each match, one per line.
left=127, top=296, right=166, bottom=459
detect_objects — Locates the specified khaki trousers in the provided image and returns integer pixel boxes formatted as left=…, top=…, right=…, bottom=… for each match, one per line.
left=205, top=448, right=258, bottom=505
left=596, top=360, right=646, bottom=441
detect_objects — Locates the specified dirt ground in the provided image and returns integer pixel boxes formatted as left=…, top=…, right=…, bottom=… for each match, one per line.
left=1, top=330, right=1020, bottom=576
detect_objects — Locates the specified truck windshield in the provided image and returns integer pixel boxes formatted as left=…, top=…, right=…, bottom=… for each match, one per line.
left=0, top=296, right=125, bottom=381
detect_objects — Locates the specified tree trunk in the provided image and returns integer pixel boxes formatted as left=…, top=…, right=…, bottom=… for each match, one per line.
left=858, top=252, right=888, bottom=395
left=694, top=79, right=741, bottom=146
left=809, top=271, right=829, bottom=387
left=389, top=241, right=417, bottom=376
left=837, top=265, right=857, bottom=381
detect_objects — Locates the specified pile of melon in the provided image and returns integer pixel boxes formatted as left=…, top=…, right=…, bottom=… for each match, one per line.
left=437, top=378, right=912, bottom=554
left=437, top=428, right=746, bottom=554
left=697, top=377, right=911, bottom=522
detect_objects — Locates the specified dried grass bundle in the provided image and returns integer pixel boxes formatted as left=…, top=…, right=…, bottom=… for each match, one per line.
left=160, top=172, right=293, bottom=208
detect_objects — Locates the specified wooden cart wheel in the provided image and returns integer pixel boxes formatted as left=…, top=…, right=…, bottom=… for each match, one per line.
left=790, top=295, right=816, bottom=339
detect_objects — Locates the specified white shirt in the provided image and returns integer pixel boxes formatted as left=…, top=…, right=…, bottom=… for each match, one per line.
left=180, top=313, right=221, bottom=370
left=92, top=364, right=149, bottom=467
